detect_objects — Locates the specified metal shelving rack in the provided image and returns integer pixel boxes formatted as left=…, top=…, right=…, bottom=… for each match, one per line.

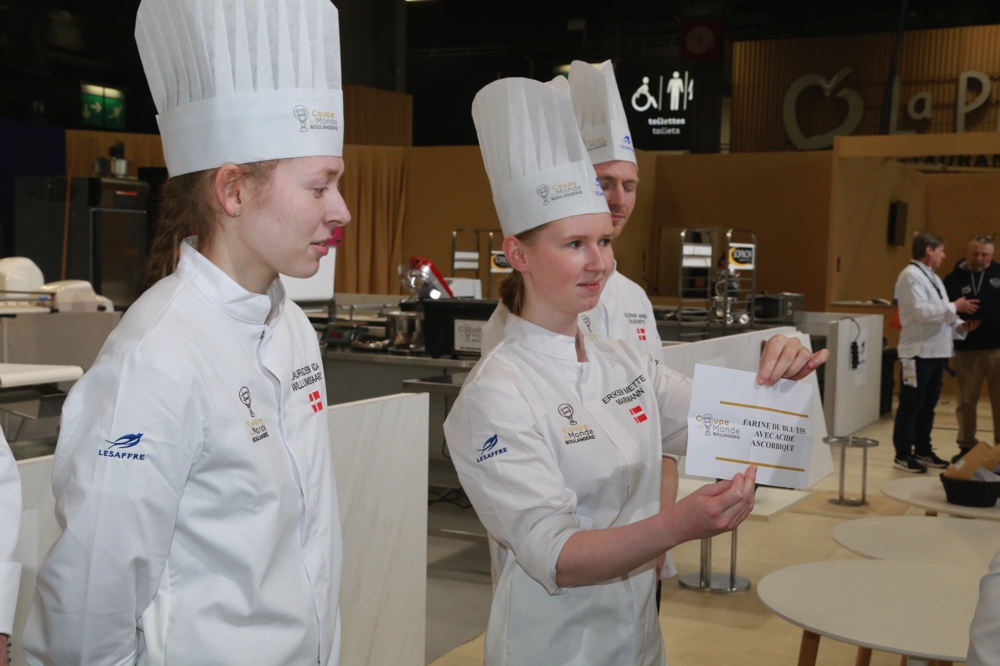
left=676, top=228, right=757, bottom=340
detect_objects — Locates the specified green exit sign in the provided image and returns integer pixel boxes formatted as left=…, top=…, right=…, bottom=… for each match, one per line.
left=81, top=85, right=126, bottom=130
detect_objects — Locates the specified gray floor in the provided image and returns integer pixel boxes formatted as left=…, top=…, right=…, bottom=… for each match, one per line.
left=426, top=500, right=493, bottom=664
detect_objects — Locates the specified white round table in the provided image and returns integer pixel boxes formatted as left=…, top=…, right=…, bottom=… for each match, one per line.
left=832, top=517, right=1000, bottom=571
left=882, top=476, right=1000, bottom=520
left=758, top=560, right=981, bottom=665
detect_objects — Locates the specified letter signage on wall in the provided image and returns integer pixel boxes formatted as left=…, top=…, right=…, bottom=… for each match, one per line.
left=783, top=68, right=1000, bottom=150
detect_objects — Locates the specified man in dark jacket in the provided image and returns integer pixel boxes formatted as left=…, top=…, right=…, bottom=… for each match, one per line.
left=943, top=235, right=1000, bottom=458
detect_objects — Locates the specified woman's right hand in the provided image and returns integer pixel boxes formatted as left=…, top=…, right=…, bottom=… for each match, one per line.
left=661, top=466, right=757, bottom=544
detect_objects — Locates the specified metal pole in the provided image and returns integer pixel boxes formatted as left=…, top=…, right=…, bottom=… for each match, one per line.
left=861, top=447, right=869, bottom=505
left=730, top=528, right=738, bottom=591
left=878, top=0, right=910, bottom=134
left=700, top=538, right=712, bottom=588
left=838, top=445, right=847, bottom=504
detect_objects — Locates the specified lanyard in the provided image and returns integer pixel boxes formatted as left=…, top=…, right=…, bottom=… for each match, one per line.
left=970, top=269, right=985, bottom=296
left=909, top=261, right=944, bottom=300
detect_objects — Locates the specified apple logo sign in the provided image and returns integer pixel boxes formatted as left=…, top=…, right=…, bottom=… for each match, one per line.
left=782, top=68, right=864, bottom=151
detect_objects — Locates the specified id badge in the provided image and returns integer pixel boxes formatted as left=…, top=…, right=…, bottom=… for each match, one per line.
left=901, top=358, right=917, bottom=388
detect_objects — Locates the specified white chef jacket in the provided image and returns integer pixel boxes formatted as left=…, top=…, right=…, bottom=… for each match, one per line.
left=0, top=433, right=20, bottom=637
left=24, top=239, right=342, bottom=666
left=896, top=261, right=965, bottom=359
left=444, top=314, right=692, bottom=666
left=969, top=548, right=1000, bottom=666
left=580, top=266, right=663, bottom=360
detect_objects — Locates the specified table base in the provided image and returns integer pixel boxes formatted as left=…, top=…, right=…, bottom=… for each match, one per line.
left=678, top=571, right=751, bottom=593
left=796, top=629, right=954, bottom=666
left=677, top=531, right=750, bottom=595
left=829, top=496, right=870, bottom=507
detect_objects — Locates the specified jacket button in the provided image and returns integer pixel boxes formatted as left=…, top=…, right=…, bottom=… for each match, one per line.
left=260, top=331, right=265, bottom=340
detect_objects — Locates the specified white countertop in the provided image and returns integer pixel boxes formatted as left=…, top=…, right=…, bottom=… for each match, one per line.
left=0, top=363, right=82, bottom=388
left=832, top=516, right=1000, bottom=570
left=758, top=560, right=980, bottom=661
left=882, top=475, right=1000, bottom=520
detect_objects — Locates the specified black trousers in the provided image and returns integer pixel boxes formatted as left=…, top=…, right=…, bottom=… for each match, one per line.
left=892, top=357, right=945, bottom=459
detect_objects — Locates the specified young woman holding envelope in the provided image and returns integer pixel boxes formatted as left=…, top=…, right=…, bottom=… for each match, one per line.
left=444, top=78, right=827, bottom=666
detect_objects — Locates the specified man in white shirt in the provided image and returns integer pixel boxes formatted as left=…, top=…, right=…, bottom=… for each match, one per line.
left=893, top=232, right=979, bottom=473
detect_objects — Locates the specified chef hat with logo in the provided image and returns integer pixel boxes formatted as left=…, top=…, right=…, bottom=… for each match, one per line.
left=568, top=60, right=636, bottom=166
left=472, top=78, right=608, bottom=238
left=136, top=0, right=343, bottom=176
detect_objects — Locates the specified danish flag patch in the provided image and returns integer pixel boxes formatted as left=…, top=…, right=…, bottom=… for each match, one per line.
left=629, top=405, right=647, bottom=424
left=637, top=328, right=647, bottom=341
left=308, top=390, right=323, bottom=413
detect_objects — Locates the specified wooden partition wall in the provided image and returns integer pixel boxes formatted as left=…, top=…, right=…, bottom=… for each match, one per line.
left=65, top=129, right=166, bottom=177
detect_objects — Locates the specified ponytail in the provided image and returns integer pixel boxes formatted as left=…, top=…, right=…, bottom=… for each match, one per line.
left=496, top=224, right=546, bottom=316
left=499, top=271, right=526, bottom=315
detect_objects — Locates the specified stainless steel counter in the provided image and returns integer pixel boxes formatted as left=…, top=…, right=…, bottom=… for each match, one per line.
left=401, top=373, right=468, bottom=397
left=325, top=348, right=477, bottom=370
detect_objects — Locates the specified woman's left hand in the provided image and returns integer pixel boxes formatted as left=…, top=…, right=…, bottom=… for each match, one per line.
left=757, top=334, right=829, bottom=386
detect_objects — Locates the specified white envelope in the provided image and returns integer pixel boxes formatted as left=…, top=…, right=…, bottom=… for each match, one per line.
left=686, top=364, right=815, bottom=489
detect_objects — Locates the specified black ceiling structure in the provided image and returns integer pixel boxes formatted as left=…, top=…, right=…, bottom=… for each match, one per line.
left=1, top=0, right=999, bottom=144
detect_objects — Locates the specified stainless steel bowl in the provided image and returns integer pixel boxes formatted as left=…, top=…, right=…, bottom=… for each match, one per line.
left=384, top=310, right=424, bottom=351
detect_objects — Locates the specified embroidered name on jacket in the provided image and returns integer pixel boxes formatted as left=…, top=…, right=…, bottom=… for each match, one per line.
left=291, top=362, right=324, bottom=392
left=476, top=434, right=508, bottom=462
left=603, top=375, right=648, bottom=405
left=624, top=311, right=648, bottom=326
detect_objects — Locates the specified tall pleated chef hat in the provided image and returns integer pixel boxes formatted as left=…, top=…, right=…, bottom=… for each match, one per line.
left=135, top=0, right=343, bottom=177
left=472, top=78, right=609, bottom=238
left=568, top=60, right=636, bottom=166
left=546, top=75, right=571, bottom=97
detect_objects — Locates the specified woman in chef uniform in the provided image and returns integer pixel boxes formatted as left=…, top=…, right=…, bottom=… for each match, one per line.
left=445, top=79, right=825, bottom=666
left=24, top=1, right=347, bottom=664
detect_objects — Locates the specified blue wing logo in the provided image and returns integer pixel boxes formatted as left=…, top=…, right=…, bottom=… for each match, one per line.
left=478, top=434, right=499, bottom=454
left=105, top=433, right=143, bottom=449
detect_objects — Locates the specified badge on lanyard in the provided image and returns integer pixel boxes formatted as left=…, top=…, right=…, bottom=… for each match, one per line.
left=901, top=359, right=918, bottom=388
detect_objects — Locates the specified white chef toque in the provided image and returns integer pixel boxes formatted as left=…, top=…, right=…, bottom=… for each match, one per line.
left=568, top=60, right=636, bottom=166
left=472, top=78, right=609, bottom=238
left=546, top=75, right=571, bottom=97
left=136, top=0, right=343, bottom=177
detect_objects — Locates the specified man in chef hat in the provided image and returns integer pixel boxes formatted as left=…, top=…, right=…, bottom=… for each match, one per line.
left=566, top=59, right=678, bottom=584
left=567, top=60, right=655, bottom=355
left=24, top=1, right=347, bottom=664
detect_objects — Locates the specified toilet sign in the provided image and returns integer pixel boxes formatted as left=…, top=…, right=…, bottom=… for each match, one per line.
left=617, top=59, right=698, bottom=151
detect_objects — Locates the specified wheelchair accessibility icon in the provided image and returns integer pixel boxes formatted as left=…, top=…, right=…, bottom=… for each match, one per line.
left=631, top=77, right=658, bottom=112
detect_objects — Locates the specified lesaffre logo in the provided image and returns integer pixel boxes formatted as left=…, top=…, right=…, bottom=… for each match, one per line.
left=99, top=433, right=147, bottom=461
left=620, top=135, right=635, bottom=152
left=293, top=105, right=340, bottom=132
left=476, top=434, right=508, bottom=463
left=594, top=177, right=604, bottom=197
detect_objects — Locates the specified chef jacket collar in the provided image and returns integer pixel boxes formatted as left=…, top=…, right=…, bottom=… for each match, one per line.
left=177, top=237, right=285, bottom=325
left=504, top=313, right=583, bottom=363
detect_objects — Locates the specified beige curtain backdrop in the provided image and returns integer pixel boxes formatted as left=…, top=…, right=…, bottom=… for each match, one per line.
left=337, top=145, right=408, bottom=295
